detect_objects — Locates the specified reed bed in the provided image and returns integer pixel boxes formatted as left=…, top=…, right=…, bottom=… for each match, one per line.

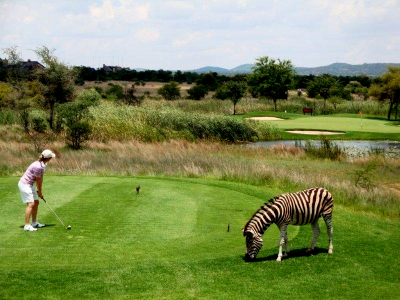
left=2, top=139, right=398, bottom=220
left=142, top=97, right=389, bottom=117
left=88, top=102, right=277, bottom=142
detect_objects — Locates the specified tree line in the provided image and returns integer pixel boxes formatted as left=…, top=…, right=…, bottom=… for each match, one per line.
left=0, top=46, right=399, bottom=151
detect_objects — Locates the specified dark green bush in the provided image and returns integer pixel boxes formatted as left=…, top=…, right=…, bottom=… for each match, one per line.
left=106, top=83, right=124, bottom=100
left=187, top=84, right=208, bottom=100
left=68, top=121, right=91, bottom=149
left=56, top=101, right=94, bottom=149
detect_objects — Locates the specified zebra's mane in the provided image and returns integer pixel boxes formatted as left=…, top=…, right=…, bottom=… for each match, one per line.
left=244, top=196, right=279, bottom=231
left=265, top=196, right=278, bottom=208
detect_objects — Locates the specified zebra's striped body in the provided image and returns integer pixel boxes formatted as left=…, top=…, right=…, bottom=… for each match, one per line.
left=243, top=187, right=333, bottom=262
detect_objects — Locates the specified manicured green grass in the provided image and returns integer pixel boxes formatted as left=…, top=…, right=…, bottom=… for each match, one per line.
left=269, top=116, right=399, bottom=133
left=243, top=112, right=400, bottom=140
left=1, top=176, right=399, bottom=299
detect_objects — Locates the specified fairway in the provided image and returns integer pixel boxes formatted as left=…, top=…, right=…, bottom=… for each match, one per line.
left=1, top=176, right=399, bottom=299
left=266, top=116, right=400, bottom=133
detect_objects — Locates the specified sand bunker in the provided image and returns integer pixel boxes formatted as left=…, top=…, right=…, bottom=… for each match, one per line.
left=248, top=117, right=284, bottom=121
left=286, top=130, right=345, bottom=135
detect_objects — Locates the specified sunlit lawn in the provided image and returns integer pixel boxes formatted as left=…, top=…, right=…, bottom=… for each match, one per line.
left=1, top=176, right=399, bottom=299
left=268, top=115, right=399, bottom=133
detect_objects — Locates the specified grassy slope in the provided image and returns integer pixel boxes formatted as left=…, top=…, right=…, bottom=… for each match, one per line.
left=1, top=176, right=399, bottom=299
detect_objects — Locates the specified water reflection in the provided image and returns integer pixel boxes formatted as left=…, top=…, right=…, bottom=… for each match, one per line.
left=250, top=140, right=400, bottom=157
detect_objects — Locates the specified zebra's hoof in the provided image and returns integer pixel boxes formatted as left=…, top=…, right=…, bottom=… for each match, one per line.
left=276, top=257, right=282, bottom=262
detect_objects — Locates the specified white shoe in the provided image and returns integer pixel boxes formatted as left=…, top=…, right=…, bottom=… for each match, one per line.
left=24, top=225, right=37, bottom=232
left=32, top=221, right=45, bottom=228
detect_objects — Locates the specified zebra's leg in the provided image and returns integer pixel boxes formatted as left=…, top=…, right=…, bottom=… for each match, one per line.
left=283, top=232, right=290, bottom=257
left=323, top=214, right=333, bottom=254
left=277, top=225, right=288, bottom=262
left=307, top=220, right=320, bottom=253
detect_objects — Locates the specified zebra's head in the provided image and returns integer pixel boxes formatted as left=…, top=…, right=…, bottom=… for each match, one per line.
left=243, top=229, right=263, bottom=261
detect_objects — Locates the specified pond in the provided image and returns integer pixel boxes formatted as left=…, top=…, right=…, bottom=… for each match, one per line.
left=250, top=140, right=400, bottom=157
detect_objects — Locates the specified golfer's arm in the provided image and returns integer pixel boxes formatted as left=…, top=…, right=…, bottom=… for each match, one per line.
left=36, top=176, right=43, bottom=196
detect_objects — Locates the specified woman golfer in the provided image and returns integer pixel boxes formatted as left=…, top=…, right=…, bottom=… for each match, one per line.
left=18, top=149, right=55, bottom=231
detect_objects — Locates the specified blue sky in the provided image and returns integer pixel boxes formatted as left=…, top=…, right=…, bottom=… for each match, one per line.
left=1, top=0, right=399, bottom=70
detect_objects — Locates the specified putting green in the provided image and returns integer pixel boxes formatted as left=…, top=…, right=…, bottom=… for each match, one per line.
left=266, top=116, right=400, bottom=133
left=0, top=176, right=299, bottom=268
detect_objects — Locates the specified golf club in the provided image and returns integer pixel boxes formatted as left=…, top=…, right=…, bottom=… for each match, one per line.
left=41, top=197, right=71, bottom=230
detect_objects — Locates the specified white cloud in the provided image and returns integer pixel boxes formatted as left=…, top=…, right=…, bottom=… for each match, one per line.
left=172, top=31, right=214, bottom=47
left=90, top=0, right=115, bottom=20
left=163, top=1, right=195, bottom=11
left=1, top=0, right=399, bottom=69
left=134, top=28, right=160, bottom=43
left=23, top=16, right=35, bottom=24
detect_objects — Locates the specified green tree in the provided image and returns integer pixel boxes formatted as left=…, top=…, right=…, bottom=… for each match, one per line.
left=346, top=81, right=369, bottom=100
left=2, top=46, right=25, bottom=89
left=307, top=75, right=347, bottom=114
left=196, top=72, right=218, bottom=91
left=1, top=46, right=28, bottom=108
left=247, top=56, right=295, bottom=111
left=224, top=81, right=247, bottom=115
left=33, top=46, right=76, bottom=129
left=20, top=109, right=52, bottom=152
left=157, top=81, right=181, bottom=100
left=56, top=100, right=95, bottom=149
left=187, top=84, right=208, bottom=100
left=369, top=66, right=400, bottom=120
left=213, top=85, right=229, bottom=100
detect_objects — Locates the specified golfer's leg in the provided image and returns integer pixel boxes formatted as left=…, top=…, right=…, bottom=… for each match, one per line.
left=25, top=203, right=35, bottom=225
left=31, top=200, right=39, bottom=223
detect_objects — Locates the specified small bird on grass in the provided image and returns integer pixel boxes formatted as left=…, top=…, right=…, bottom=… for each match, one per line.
left=136, top=185, right=140, bottom=194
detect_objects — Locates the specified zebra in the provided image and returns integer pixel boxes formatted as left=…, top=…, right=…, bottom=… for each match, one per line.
left=243, top=187, right=333, bottom=262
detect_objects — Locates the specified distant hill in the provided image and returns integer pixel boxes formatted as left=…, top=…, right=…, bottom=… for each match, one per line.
left=294, top=63, right=400, bottom=76
left=189, top=62, right=400, bottom=76
left=191, top=66, right=230, bottom=73
left=229, top=64, right=254, bottom=74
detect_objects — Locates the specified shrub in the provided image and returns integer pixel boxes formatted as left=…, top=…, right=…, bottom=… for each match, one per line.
left=297, top=137, right=344, bottom=160
left=77, top=88, right=101, bottom=106
left=213, top=85, right=229, bottom=100
left=56, top=101, right=94, bottom=149
left=0, top=82, right=13, bottom=108
left=187, top=84, right=208, bottom=100
left=0, top=109, right=18, bottom=125
left=352, top=163, right=376, bottom=190
left=106, top=83, right=124, bottom=100
left=157, top=82, right=181, bottom=100
left=20, top=109, right=52, bottom=152
left=122, top=84, right=142, bottom=106
left=68, top=121, right=92, bottom=150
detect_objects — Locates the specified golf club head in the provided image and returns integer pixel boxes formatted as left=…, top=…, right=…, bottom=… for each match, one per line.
left=67, top=225, right=72, bottom=230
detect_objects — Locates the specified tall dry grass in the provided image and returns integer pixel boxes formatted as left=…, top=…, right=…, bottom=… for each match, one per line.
left=88, top=102, right=277, bottom=143
left=2, top=139, right=399, bottom=220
